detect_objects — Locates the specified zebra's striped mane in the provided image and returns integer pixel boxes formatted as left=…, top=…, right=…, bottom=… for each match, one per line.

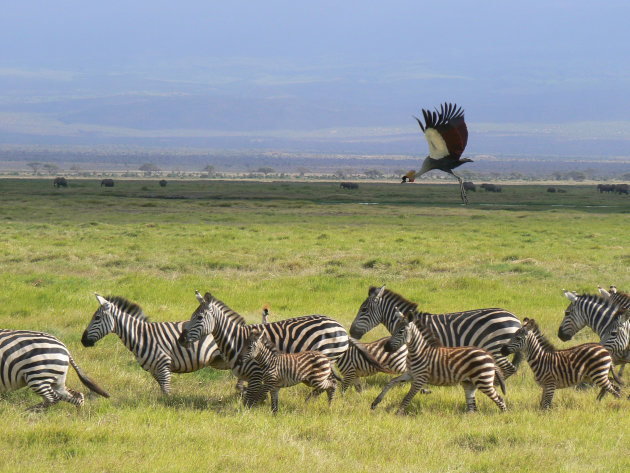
left=577, top=293, right=627, bottom=315
left=382, top=288, right=441, bottom=347
left=207, top=295, right=247, bottom=326
left=106, top=296, right=149, bottom=322
left=526, top=319, right=556, bottom=353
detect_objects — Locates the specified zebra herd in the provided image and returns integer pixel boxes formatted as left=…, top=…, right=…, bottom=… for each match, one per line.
left=1, top=284, right=629, bottom=413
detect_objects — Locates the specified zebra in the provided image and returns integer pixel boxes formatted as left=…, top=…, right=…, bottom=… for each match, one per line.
left=371, top=308, right=507, bottom=414
left=349, top=285, right=523, bottom=380
left=259, top=301, right=389, bottom=394
left=558, top=290, right=630, bottom=376
left=501, top=318, right=621, bottom=409
left=236, top=329, right=339, bottom=414
left=178, top=291, right=349, bottom=406
left=81, top=294, right=234, bottom=395
left=336, top=337, right=406, bottom=393
left=0, top=329, right=109, bottom=410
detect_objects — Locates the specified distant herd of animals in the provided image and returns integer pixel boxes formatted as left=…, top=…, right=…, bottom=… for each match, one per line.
left=50, top=177, right=629, bottom=197
left=2, top=284, right=630, bottom=415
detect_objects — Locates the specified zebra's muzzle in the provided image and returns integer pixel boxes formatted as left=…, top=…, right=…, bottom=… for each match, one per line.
left=557, top=329, right=572, bottom=342
left=81, top=333, right=95, bottom=347
left=178, top=331, right=191, bottom=347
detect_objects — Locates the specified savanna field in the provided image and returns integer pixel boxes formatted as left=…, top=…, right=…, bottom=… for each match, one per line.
left=1, top=178, right=630, bottom=472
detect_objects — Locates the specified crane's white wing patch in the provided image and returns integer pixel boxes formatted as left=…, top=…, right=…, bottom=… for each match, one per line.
left=424, top=128, right=449, bottom=159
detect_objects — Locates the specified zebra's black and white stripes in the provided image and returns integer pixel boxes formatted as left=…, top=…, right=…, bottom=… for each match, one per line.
left=558, top=290, right=630, bottom=374
left=81, top=294, right=231, bottom=395
left=371, top=308, right=507, bottom=413
left=0, top=329, right=109, bottom=410
left=236, top=329, right=338, bottom=414
left=178, top=291, right=348, bottom=406
left=502, top=318, right=621, bottom=409
left=336, top=337, right=406, bottom=392
left=349, top=285, right=523, bottom=379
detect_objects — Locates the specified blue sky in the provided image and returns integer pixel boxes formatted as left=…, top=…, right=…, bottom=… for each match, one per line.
left=1, top=1, right=629, bottom=156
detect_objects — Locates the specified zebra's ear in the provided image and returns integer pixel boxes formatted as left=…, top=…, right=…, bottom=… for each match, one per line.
left=563, top=289, right=578, bottom=302
left=95, top=293, right=108, bottom=306
left=195, top=290, right=205, bottom=304
left=610, top=285, right=618, bottom=294
left=598, top=285, right=611, bottom=299
left=375, top=284, right=386, bottom=300
left=203, top=292, right=212, bottom=302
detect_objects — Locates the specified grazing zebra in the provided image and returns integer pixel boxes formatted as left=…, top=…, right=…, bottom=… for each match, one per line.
left=371, top=308, right=507, bottom=414
left=558, top=290, right=630, bottom=375
left=81, top=294, right=233, bottom=395
left=349, top=285, right=523, bottom=380
left=178, top=291, right=349, bottom=406
left=502, top=318, right=621, bottom=409
left=336, top=337, right=406, bottom=393
left=236, top=329, right=339, bottom=414
left=0, top=330, right=109, bottom=410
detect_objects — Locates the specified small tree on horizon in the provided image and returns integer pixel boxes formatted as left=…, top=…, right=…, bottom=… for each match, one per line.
left=256, top=167, right=275, bottom=176
left=43, top=163, right=61, bottom=175
left=27, top=162, right=42, bottom=175
left=139, top=162, right=160, bottom=176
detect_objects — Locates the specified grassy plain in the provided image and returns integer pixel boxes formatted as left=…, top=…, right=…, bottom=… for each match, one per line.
left=0, top=178, right=629, bottom=472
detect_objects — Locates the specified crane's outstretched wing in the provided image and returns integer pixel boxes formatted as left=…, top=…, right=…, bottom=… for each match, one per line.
left=414, top=103, right=468, bottom=160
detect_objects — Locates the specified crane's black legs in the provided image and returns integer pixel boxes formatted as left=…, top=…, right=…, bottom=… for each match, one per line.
left=447, top=170, right=469, bottom=205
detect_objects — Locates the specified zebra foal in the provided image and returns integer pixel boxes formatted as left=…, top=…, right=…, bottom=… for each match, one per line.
left=82, top=294, right=231, bottom=395
left=236, top=329, right=338, bottom=414
left=502, top=318, right=621, bottom=409
left=350, top=285, right=523, bottom=381
left=371, top=308, right=507, bottom=414
left=0, top=329, right=109, bottom=410
left=178, top=291, right=348, bottom=407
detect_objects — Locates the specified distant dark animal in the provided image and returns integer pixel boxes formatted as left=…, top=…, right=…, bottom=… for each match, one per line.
left=159, top=180, right=167, bottom=187
left=340, top=182, right=359, bottom=190
left=547, top=187, right=556, bottom=193
left=615, top=184, right=629, bottom=195
left=101, top=179, right=114, bottom=187
left=463, top=181, right=476, bottom=192
left=0, top=329, right=109, bottom=410
left=502, top=318, right=620, bottom=409
left=53, top=177, right=68, bottom=188
left=481, top=183, right=502, bottom=193
left=402, top=103, right=472, bottom=204
left=597, top=184, right=615, bottom=193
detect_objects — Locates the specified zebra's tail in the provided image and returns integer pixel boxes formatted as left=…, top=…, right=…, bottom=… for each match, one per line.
left=348, top=338, right=389, bottom=373
left=69, top=356, right=110, bottom=398
left=494, top=367, right=506, bottom=395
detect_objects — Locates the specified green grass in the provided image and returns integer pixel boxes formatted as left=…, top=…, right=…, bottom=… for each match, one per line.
left=1, top=178, right=629, bottom=472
